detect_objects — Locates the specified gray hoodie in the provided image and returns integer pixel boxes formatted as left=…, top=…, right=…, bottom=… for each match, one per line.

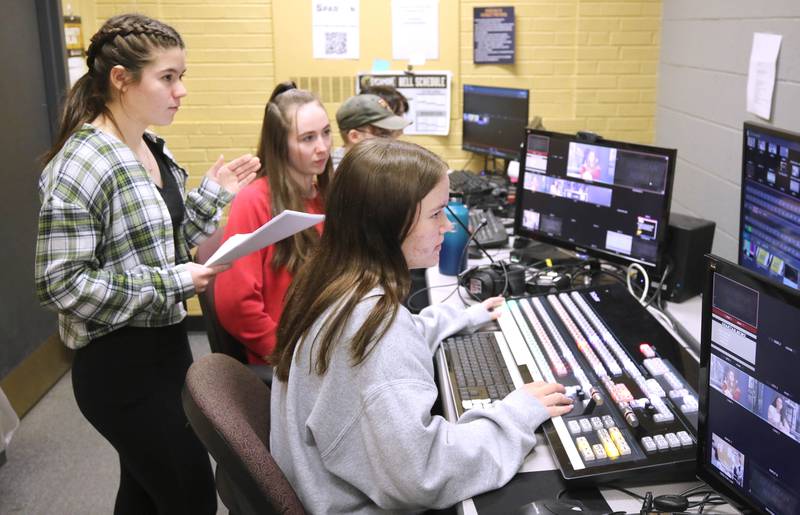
left=270, top=290, right=550, bottom=514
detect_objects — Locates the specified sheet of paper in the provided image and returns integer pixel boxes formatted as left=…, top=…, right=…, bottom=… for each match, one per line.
left=747, top=32, right=782, bottom=120
left=312, top=0, right=359, bottom=59
left=391, top=0, right=439, bottom=61
left=204, top=210, right=325, bottom=266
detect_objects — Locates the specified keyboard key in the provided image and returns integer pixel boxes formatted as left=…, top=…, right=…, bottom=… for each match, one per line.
left=665, top=432, right=681, bottom=449
left=602, top=415, right=615, bottom=428
left=579, top=418, right=593, bottom=433
left=641, top=436, right=657, bottom=453
left=568, top=420, right=582, bottom=434
left=592, top=443, right=607, bottom=460
left=576, top=437, right=595, bottom=461
left=653, top=434, right=669, bottom=451
left=677, top=431, right=694, bottom=447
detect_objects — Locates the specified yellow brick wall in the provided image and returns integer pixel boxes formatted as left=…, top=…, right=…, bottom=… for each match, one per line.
left=64, top=0, right=662, bottom=316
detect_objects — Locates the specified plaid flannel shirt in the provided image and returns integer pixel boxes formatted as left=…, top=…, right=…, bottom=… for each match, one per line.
left=35, top=124, right=233, bottom=349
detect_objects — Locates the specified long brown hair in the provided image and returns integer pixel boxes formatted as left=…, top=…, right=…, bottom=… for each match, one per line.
left=273, top=139, right=447, bottom=381
left=42, top=14, right=184, bottom=163
left=257, top=81, right=332, bottom=274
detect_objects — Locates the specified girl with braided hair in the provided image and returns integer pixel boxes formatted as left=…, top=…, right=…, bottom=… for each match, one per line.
left=36, top=13, right=259, bottom=514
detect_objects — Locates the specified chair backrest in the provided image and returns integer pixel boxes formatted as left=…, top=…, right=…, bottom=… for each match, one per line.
left=182, top=353, right=305, bottom=515
left=196, top=228, right=250, bottom=364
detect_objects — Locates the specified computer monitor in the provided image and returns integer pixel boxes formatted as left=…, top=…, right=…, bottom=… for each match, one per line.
left=462, top=84, right=529, bottom=161
left=514, top=129, right=676, bottom=271
left=738, top=122, right=800, bottom=291
left=698, top=255, right=800, bottom=514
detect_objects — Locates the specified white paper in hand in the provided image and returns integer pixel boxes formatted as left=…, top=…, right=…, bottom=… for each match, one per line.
left=204, top=210, right=325, bottom=266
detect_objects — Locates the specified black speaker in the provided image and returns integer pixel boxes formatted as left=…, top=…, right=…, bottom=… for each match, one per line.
left=662, top=213, right=715, bottom=302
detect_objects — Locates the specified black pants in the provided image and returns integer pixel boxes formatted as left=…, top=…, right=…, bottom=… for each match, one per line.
left=72, top=321, right=216, bottom=515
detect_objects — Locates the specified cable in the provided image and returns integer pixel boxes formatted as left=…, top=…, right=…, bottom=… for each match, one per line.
left=404, top=282, right=458, bottom=312
left=626, top=262, right=650, bottom=305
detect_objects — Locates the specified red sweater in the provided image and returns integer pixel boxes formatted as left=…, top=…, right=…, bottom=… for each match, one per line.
left=214, top=178, right=324, bottom=364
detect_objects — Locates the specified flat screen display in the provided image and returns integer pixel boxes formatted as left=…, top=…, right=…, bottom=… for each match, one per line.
left=698, top=256, right=800, bottom=514
left=462, top=84, right=529, bottom=161
left=738, top=122, right=800, bottom=291
left=514, top=129, right=676, bottom=270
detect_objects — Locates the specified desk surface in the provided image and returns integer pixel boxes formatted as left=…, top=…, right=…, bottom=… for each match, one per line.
left=424, top=252, right=737, bottom=514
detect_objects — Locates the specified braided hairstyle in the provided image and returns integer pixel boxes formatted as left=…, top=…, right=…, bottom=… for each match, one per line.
left=43, top=14, right=184, bottom=163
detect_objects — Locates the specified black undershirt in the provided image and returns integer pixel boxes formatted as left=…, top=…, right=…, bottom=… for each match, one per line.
left=145, top=137, right=184, bottom=261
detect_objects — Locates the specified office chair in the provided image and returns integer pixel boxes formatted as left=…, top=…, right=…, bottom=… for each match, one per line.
left=182, top=353, right=306, bottom=515
left=195, top=228, right=272, bottom=383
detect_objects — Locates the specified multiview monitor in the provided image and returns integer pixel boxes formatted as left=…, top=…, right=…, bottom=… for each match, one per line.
left=462, top=84, right=529, bottom=161
left=514, top=129, right=676, bottom=271
left=698, top=255, right=800, bottom=514
left=739, top=122, right=800, bottom=291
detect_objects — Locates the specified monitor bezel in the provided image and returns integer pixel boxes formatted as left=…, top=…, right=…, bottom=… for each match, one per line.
left=698, top=254, right=800, bottom=515
left=513, top=128, right=677, bottom=273
left=461, top=83, right=530, bottom=161
left=737, top=121, right=800, bottom=287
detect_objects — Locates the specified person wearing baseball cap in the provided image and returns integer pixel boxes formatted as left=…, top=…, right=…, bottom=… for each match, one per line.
left=331, top=93, right=412, bottom=169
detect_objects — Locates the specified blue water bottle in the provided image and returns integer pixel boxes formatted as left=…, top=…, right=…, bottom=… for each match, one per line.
left=439, top=193, right=469, bottom=276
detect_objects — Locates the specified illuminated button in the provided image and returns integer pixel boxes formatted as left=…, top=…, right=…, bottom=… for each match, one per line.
left=609, top=427, right=632, bottom=455
left=592, top=443, right=607, bottom=460
left=462, top=400, right=473, bottom=410
left=568, top=420, right=582, bottom=434
left=639, top=343, right=655, bottom=358
left=665, top=432, right=681, bottom=449
left=641, top=436, right=657, bottom=453
left=597, top=428, right=620, bottom=459
left=576, top=436, right=595, bottom=461
left=579, top=418, right=593, bottom=433
left=653, top=434, right=669, bottom=451
left=590, top=417, right=604, bottom=430
left=677, top=431, right=694, bottom=447
left=614, top=384, right=634, bottom=403
left=602, top=415, right=615, bottom=428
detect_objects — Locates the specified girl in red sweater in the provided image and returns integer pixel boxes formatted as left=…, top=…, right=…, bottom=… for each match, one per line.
left=215, top=81, right=332, bottom=364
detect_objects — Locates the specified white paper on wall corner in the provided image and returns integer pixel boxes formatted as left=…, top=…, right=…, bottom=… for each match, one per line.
left=746, top=32, right=782, bottom=120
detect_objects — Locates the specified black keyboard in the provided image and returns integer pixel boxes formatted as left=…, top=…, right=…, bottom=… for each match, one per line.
left=470, top=208, right=508, bottom=248
left=442, top=332, right=516, bottom=416
left=448, top=170, right=494, bottom=195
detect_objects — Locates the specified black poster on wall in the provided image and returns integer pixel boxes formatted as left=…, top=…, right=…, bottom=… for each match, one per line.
left=473, top=6, right=515, bottom=64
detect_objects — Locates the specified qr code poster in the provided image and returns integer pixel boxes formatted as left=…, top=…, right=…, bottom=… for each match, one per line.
left=312, top=0, right=360, bottom=59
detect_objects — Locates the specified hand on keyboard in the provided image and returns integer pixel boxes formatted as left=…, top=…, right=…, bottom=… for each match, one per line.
left=521, top=381, right=574, bottom=418
left=481, top=296, right=505, bottom=320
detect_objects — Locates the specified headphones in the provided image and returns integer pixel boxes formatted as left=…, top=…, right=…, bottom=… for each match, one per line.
left=459, top=262, right=526, bottom=301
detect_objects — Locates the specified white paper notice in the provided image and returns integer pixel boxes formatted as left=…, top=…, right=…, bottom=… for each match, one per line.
left=204, top=210, right=325, bottom=266
left=391, top=0, right=439, bottom=61
left=747, top=32, right=782, bottom=120
left=357, top=71, right=452, bottom=135
left=312, top=0, right=359, bottom=59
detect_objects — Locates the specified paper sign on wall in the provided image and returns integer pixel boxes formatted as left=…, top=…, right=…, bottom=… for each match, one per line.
left=746, top=32, right=782, bottom=120
left=357, top=71, right=452, bottom=136
left=312, top=0, right=360, bottom=59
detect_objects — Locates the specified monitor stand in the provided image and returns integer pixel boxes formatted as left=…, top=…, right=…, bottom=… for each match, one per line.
left=510, top=239, right=576, bottom=266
